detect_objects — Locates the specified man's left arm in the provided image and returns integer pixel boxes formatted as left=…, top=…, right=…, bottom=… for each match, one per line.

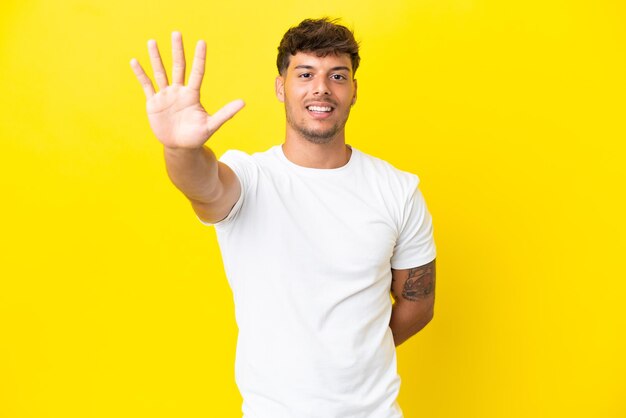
left=389, top=259, right=436, bottom=347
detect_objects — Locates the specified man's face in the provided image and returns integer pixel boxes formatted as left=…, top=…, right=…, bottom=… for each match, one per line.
left=275, top=52, right=357, bottom=144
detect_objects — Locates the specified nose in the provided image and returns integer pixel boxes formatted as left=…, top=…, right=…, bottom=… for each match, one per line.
left=313, top=77, right=331, bottom=96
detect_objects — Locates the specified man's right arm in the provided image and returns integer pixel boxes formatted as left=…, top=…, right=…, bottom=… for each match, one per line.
left=130, top=32, right=245, bottom=224
left=163, top=146, right=240, bottom=224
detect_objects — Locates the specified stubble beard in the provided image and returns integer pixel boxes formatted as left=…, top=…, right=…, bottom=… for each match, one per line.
left=284, top=99, right=349, bottom=145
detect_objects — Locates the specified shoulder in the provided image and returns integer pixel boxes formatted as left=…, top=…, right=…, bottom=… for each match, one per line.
left=219, top=145, right=281, bottom=167
left=355, top=148, right=420, bottom=193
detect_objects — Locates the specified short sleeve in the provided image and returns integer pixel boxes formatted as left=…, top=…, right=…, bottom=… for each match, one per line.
left=197, top=149, right=257, bottom=227
left=390, top=183, right=437, bottom=269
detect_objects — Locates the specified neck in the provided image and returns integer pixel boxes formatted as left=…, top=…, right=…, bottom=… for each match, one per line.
left=282, top=132, right=352, bottom=169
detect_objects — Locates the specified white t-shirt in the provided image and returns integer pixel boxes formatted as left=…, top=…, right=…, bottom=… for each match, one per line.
left=202, top=144, right=436, bottom=418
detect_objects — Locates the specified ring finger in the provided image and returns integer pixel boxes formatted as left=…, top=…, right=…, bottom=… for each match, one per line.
left=148, top=39, right=169, bottom=90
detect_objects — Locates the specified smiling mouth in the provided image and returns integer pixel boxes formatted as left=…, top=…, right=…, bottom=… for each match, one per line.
left=306, top=105, right=334, bottom=113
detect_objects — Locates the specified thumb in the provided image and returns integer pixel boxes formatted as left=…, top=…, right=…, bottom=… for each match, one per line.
left=207, top=99, right=245, bottom=134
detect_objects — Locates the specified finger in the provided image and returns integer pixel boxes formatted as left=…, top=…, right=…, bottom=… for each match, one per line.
left=187, top=40, right=206, bottom=91
left=207, top=99, right=246, bottom=134
left=130, top=58, right=155, bottom=98
left=147, top=39, right=169, bottom=90
left=171, top=31, right=186, bottom=85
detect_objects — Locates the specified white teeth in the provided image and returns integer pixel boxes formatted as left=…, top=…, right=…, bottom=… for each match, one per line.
left=308, top=105, right=332, bottom=112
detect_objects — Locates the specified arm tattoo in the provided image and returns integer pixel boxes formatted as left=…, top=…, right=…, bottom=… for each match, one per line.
left=402, top=262, right=435, bottom=301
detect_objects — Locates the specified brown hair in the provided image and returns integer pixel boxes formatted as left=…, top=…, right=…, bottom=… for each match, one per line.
left=277, top=18, right=360, bottom=76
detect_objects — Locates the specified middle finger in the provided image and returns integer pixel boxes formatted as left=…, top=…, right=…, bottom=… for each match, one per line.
left=171, top=31, right=186, bottom=85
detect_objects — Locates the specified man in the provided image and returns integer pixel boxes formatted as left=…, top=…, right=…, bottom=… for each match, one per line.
left=131, top=18, right=436, bottom=418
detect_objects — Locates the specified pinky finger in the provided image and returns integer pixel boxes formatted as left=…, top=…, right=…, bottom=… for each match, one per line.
left=130, top=58, right=155, bottom=98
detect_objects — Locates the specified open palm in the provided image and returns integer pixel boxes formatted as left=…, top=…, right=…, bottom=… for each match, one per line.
left=130, top=32, right=244, bottom=149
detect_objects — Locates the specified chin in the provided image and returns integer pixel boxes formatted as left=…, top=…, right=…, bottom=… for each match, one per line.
left=301, top=133, right=336, bottom=144
left=293, top=123, right=343, bottom=144
left=300, top=129, right=337, bottom=144
left=285, top=110, right=346, bottom=144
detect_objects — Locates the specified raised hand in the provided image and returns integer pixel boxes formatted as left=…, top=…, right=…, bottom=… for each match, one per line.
left=130, top=32, right=244, bottom=149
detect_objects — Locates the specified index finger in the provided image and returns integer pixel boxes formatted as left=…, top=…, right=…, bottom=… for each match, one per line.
left=187, top=40, right=206, bottom=91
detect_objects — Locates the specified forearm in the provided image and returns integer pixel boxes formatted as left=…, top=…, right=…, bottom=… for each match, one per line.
left=389, top=302, right=434, bottom=347
left=163, top=145, right=221, bottom=204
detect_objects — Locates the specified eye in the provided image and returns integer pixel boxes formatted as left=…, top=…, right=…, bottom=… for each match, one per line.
left=331, top=74, right=347, bottom=81
left=299, top=73, right=312, bottom=79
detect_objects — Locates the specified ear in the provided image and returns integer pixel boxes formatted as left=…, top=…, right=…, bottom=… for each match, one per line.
left=351, top=78, right=358, bottom=105
left=275, top=76, right=285, bottom=103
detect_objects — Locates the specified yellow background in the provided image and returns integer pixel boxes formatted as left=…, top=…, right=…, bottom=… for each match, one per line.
left=1, top=0, right=624, bottom=417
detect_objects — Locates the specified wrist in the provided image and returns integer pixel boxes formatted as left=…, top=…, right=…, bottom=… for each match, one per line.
left=163, top=144, right=206, bottom=154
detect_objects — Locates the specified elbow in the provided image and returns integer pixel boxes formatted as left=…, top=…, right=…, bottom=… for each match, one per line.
left=423, top=306, right=435, bottom=327
left=427, top=308, right=434, bottom=322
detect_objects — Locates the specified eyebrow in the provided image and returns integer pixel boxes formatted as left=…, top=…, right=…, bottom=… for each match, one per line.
left=294, top=65, right=351, bottom=72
